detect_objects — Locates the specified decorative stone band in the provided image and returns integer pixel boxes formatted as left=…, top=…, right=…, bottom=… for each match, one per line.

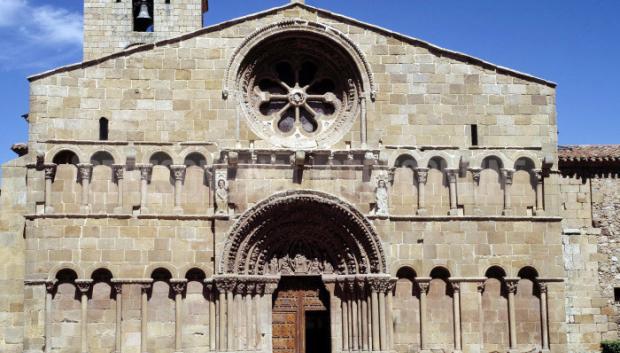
left=211, top=274, right=281, bottom=295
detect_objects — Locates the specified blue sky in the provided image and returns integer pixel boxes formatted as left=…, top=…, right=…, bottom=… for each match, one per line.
left=0, top=0, right=618, bottom=165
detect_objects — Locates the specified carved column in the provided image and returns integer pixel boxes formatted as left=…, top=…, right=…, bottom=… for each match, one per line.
left=418, top=281, right=430, bottom=351
left=76, top=279, right=93, bottom=353
left=359, top=280, right=369, bottom=351
left=217, top=283, right=227, bottom=351
left=112, top=282, right=123, bottom=353
left=534, top=169, right=545, bottom=215
left=469, top=168, right=482, bottom=215
left=370, top=280, right=380, bottom=351
left=245, top=282, right=255, bottom=351
left=349, top=280, right=359, bottom=351
left=140, top=282, right=152, bottom=353
left=539, top=282, right=550, bottom=351
left=378, top=281, right=388, bottom=351
left=501, top=168, right=515, bottom=216
left=45, top=281, right=55, bottom=353
left=138, top=165, right=152, bottom=214
left=339, top=281, right=349, bottom=352
left=415, top=168, right=428, bottom=215
left=112, top=165, right=124, bottom=213
left=506, top=279, right=519, bottom=350
left=43, top=164, right=56, bottom=214
left=386, top=278, right=396, bottom=350
left=446, top=168, right=459, bottom=215
left=204, top=281, right=216, bottom=351
left=171, top=280, right=187, bottom=353
left=78, top=164, right=93, bottom=213
left=234, top=282, right=245, bottom=351
left=171, top=165, right=186, bottom=214
left=450, top=280, right=462, bottom=351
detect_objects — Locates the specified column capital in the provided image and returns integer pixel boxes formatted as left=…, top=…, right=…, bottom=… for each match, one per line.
left=43, top=163, right=57, bottom=180
left=75, top=279, right=93, bottom=294
left=112, top=164, right=125, bottom=180
left=468, top=167, right=482, bottom=184
left=170, top=279, right=187, bottom=295
left=477, top=281, right=486, bottom=293
left=533, top=168, right=544, bottom=182
left=45, top=280, right=57, bottom=293
left=77, top=163, right=93, bottom=181
left=170, top=165, right=187, bottom=182
left=505, top=279, right=519, bottom=294
left=539, top=282, right=548, bottom=294
left=137, top=164, right=153, bottom=181
left=112, top=282, right=123, bottom=295
left=415, top=167, right=429, bottom=184
left=445, top=168, right=459, bottom=182
left=501, top=168, right=515, bottom=185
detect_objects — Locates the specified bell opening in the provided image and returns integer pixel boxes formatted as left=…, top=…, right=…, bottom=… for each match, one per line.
left=133, top=0, right=154, bottom=32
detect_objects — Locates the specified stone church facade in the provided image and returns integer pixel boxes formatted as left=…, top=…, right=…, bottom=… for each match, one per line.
left=0, top=1, right=618, bottom=353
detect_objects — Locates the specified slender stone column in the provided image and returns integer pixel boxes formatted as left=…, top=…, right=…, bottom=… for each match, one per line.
left=386, top=278, right=396, bottom=350
left=539, top=282, right=550, bottom=351
left=138, top=165, right=152, bottom=214
left=370, top=283, right=380, bottom=351
left=112, top=165, right=124, bottom=213
left=378, top=283, right=387, bottom=351
left=534, top=169, right=545, bottom=215
left=140, top=282, right=152, bottom=353
left=415, top=168, right=428, bottom=215
left=78, top=164, right=93, bottom=213
left=359, top=281, right=369, bottom=351
left=112, top=282, right=123, bottom=353
left=418, top=281, right=430, bottom=351
left=446, top=168, right=459, bottom=215
left=205, top=281, right=216, bottom=351
left=340, top=281, right=349, bottom=352
left=45, top=281, right=55, bottom=353
left=218, top=288, right=226, bottom=351
left=171, top=165, right=186, bottom=214
left=43, top=164, right=56, bottom=214
left=360, top=96, right=368, bottom=148
left=76, top=280, right=93, bottom=353
left=234, top=283, right=245, bottom=351
left=349, top=281, right=358, bottom=351
left=469, top=168, right=482, bottom=215
left=171, top=280, right=187, bottom=353
left=506, top=279, right=518, bottom=350
left=245, top=283, right=255, bottom=351
left=450, top=280, right=462, bottom=351
left=501, top=168, right=515, bottom=216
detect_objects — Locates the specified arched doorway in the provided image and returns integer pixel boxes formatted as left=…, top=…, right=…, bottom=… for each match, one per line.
left=217, top=190, right=391, bottom=353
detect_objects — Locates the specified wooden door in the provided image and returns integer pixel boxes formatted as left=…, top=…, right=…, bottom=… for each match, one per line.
left=272, top=277, right=330, bottom=353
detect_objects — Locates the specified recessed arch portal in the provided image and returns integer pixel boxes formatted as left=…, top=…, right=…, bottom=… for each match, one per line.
left=220, top=190, right=387, bottom=276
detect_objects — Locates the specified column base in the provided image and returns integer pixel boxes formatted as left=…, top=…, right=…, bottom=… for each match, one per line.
left=44, top=206, right=55, bottom=214
left=140, top=207, right=149, bottom=215
left=417, top=208, right=427, bottom=216
left=173, top=207, right=183, bottom=215
left=502, top=209, right=512, bottom=216
left=534, top=209, right=545, bottom=216
left=448, top=209, right=460, bottom=216
left=473, top=208, right=482, bottom=215
left=80, top=205, right=90, bottom=213
left=113, top=206, right=125, bottom=214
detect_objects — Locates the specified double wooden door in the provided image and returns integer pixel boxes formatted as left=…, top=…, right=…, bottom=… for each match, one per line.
left=272, top=277, right=331, bottom=353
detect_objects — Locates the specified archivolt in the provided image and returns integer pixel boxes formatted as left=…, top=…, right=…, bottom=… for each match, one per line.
left=219, top=190, right=386, bottom=275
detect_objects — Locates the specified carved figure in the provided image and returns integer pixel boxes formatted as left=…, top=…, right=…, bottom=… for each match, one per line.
left=215, top=178, right=229, bottom=215
left=373, top=178, right=389, bottom=216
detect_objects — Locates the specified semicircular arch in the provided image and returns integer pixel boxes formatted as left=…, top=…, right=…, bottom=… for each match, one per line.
left=220, top=190, right=387, bottom=275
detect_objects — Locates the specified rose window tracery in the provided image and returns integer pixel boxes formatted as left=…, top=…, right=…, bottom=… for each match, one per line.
left=238, top=36, right=362, bottom=149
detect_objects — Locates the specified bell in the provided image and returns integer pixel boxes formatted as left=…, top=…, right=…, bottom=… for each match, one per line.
left=136, top=1, right=151, bottom=20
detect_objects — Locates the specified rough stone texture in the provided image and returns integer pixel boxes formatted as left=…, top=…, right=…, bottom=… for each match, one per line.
left=1, top=1, right=612, bottom=353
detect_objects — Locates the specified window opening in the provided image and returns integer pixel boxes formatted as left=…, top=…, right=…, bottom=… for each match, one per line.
left=99, top=118, right=109, bottom=141
left=471, top=124, right=478, bottom=146
left=133, top=0, right=154, bottom=32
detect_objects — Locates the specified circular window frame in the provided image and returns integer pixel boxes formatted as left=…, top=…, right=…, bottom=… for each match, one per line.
left=225, top=20, right=376, bottom=149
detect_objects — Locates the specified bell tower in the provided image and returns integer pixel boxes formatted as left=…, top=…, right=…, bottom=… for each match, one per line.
left=83, top=0, right=208, bottom=60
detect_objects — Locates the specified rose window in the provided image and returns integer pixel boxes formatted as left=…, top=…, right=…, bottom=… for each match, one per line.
left=238, top=36, right=362, bottom=149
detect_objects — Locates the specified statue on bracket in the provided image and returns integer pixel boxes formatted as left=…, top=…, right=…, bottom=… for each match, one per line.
left=371, top=172, right=389, bottom=217
left=214, top=170, right=229, bottom=215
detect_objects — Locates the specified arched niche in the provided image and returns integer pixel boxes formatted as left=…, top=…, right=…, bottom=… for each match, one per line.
left=220, top=190, right=386, bottom=276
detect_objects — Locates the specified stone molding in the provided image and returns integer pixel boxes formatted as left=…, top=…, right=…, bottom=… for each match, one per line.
left=219, top=190, right=386, bottom=275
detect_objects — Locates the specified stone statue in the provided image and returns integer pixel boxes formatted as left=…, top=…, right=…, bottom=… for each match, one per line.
left=373, top=178, right=389, bottom=216
left=215, top=178, right=229, bottom=215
